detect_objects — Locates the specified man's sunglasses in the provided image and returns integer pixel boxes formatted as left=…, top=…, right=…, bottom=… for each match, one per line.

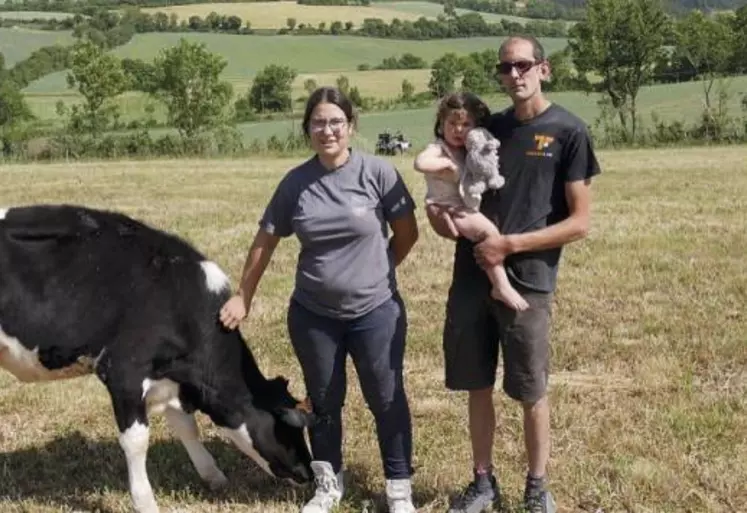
left=496, top=60, right=539, bottom=76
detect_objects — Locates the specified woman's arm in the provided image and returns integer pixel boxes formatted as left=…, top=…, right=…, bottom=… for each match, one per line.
left=219, top=228, right=281, bottom=330
left=389, top=210, right=419, bottom=266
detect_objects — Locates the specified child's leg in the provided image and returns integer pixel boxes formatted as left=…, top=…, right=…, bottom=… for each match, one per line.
left=450, top=210, right=529, bottom=311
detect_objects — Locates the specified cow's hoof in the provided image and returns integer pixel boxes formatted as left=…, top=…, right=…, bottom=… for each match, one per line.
left=207, top=472, right=229, bottom=491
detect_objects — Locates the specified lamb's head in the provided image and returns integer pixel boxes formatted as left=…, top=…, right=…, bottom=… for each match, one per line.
left=466, top=127, right=488, bottom=151
left=466, top=127, right=500, bottom=156
left=465, top=128, right=499, bottom=176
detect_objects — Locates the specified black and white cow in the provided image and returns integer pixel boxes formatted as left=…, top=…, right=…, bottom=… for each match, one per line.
left=0, top=204, right=315, bottom=513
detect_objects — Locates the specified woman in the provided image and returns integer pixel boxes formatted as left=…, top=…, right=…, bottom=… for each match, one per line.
left=219, top=86, right=419, bottom=513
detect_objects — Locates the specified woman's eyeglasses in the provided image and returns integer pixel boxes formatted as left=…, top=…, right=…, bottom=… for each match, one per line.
left=309, top=118, right=348, bottom=133
left=496, top=60, right=538, bottom=76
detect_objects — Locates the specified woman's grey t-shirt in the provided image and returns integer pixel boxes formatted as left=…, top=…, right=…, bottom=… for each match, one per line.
left=259, top=150, right=416, bottom=319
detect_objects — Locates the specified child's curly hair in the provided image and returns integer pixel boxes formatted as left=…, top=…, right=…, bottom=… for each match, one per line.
left=433, top=92, right=491, bottom=139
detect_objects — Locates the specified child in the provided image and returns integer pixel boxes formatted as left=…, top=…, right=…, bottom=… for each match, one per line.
left=414, top=92, right=528, bottom=311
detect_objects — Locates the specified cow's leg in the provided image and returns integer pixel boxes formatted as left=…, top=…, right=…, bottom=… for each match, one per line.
left=163, top=407, right=228, bottom=490
left=109, top=389, right=159, bottom=513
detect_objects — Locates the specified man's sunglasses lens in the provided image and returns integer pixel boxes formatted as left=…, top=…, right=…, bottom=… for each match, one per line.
left=497, top=61, right=535, bottom=74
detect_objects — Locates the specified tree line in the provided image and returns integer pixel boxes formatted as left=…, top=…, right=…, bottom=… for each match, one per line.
left=5, top=0, right=735, bottom=21
left=568, top=0, right=747, bottom=144
left=2, top=0, right=747, bottom=161
left=3, top=5, right=570, bottom=39
left=0, top=0, right=582, bottom=23
left=552, top=0, right=747, bottom=11
left=0, top=0, right=280, bottom=15
left=297, top=0, right=372, bottom=5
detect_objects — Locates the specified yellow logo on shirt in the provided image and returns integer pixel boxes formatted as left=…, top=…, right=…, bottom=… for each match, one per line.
left=527, top=134, right=555, bottom=157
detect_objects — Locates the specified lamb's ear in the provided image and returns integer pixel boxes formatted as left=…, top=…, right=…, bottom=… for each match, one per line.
left=278, top=397, right=318, bottom=428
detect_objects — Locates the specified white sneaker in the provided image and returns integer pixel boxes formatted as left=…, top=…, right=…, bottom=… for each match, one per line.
left=386, top=478, right=416, bottom=513
left=301, top=461, right=344, bottom=513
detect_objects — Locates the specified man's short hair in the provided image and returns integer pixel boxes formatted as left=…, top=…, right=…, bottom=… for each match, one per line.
left=499, top=35, right=546, bottom=62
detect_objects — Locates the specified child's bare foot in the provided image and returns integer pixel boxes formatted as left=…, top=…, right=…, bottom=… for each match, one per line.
left=491, top=284, right=529, bottom=311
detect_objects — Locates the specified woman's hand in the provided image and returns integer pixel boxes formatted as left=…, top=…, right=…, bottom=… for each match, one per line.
left=219, top=295, right=249, bottom=330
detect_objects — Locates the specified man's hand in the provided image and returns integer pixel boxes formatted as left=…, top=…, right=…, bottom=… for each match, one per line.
left=474, top=233, right=512, bottom=268
left=426, top=204, right=459, bottom=240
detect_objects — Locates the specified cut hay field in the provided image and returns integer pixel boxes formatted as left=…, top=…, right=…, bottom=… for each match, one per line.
left=380, top=1, right=543, bottom=24
left=0, top=26, right=74, bottom=66
left=0, top=146, right=745, bottom=512
left=141, top=1, right=425, bottom=29
left=22, top=32, right=568, bottom=94
left=140, top=1, right=542, bottom=29
left=292, top=68, right=432, bottom=98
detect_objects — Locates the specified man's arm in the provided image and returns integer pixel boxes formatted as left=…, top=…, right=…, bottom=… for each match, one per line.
left=474, top=178, right=592, bottom=266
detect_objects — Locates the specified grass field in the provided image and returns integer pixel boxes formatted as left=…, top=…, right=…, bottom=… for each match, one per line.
left=141, top=1, right=543, bottom=29
left=239, top=75, right=747, bottom=150
left=0, top=11, right=75, bottom=20
left=141, top=1, right=430, bottom=29
left=380, top=1, right=566, bottom=26
left=0, top=146, right=745, bottom=512
left=22, top=33, right=568, bottom=94
left=0, top=27, right=74, bottom=66
left=292, top=68, right=432, bottom=98
left=22, top=73, right=747, bottom=149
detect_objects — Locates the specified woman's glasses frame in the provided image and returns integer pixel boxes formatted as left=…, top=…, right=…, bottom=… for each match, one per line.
left=309, top=118, right=348, bottom=134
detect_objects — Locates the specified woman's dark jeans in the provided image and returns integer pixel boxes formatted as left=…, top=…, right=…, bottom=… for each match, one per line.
left=287, top=294, right=413, bottom=479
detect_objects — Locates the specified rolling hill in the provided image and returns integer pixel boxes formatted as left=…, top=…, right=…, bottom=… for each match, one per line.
left=22, top=33, right=569, bottom=94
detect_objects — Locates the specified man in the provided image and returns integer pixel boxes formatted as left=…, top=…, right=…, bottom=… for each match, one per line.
left=427, top=35, right=601, bottom=513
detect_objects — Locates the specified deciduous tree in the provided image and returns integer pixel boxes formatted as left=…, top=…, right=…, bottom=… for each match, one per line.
left=428, top=53, right=462, bottom=97
left=152, top=39, right=233, bottom=138
left=248, top=64, right=297, bottom=113
left=66, top=40, right=127, bottom=135
left=569, top=0, right=670, bottom=141
left=675, top=10, right=735, bottom=112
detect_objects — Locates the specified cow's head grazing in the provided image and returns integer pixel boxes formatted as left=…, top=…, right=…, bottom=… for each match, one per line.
left=230, top=376, right=316, bottom=485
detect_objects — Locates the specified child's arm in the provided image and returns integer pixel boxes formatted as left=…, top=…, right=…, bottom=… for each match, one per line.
left=414, top=144, right=459, bottom=182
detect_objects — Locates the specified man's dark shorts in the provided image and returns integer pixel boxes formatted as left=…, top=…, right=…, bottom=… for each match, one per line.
left=442, top=248, right=553, bottom=403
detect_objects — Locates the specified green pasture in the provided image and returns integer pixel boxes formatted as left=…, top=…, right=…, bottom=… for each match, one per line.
left=22, top=33, right=568, bottom=93
left=0, top=27, right=74, bottom=66
left=0, top=11, right=75, bottom=20
left=237, top=76, right=747, bottom=150
left=23, top=74, right=747, bottom=149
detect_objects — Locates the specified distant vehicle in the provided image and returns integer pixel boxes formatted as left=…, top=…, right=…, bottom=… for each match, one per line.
left=375, top=130, right=410, bottom=155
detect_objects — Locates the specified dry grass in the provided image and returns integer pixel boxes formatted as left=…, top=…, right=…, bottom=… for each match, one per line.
left=141, top=1, right=428, bottom=29
left=1, top=146, right=746, bottom=513
left=293, top=69, right=431, bottom=100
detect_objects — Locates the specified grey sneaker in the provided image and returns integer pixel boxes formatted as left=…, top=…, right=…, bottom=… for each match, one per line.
left=524, top=489, right=555, bottom=513
left=386, top=478, right=416, bottom=513
left=447, top=474, right=500, bottom=513
left=301, top=461, right=343, bottom=513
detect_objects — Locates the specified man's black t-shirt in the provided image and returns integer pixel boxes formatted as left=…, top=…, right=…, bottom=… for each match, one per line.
left=455, top=103, right=601, bottom=293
